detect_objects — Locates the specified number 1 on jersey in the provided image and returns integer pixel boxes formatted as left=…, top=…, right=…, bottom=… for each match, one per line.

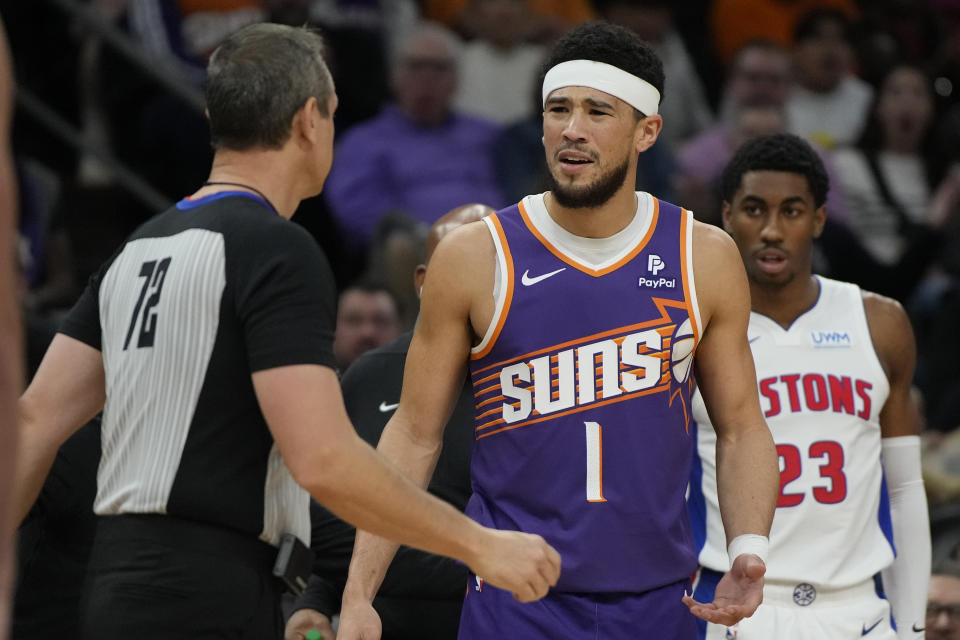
left=585, top=421, right=606, bottom=502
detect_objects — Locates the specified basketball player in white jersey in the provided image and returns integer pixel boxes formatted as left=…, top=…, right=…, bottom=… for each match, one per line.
left=688, top=133, right=930, bottom=640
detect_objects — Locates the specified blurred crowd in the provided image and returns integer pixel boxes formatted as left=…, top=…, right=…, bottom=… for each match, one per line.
left=5, top=0, right=960, bottom=583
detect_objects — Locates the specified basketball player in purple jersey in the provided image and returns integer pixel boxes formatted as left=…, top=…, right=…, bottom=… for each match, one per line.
left=689, top=134, right=929, bottom=639
left=337, top=22, right=780, bottom=639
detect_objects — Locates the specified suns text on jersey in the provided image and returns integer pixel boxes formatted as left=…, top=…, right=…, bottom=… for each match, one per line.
left=472, top=324, right=676, bottom=437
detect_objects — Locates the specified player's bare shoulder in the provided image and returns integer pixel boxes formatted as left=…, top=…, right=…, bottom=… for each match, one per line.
left=861, top=289, right=916, bottom=380
left=690, top=219, right=750, bottom=328
left=419, top=218, right=498, bottom=334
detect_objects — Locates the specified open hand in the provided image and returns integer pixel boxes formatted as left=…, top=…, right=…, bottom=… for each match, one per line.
left=683, top=554, right=765, bottom=626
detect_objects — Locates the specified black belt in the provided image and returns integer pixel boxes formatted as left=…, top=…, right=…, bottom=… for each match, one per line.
left=94, top=513, right=278, bottom=572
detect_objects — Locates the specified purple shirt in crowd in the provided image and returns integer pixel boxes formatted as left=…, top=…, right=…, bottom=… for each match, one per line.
left=324, top=105, right=506, bottom=245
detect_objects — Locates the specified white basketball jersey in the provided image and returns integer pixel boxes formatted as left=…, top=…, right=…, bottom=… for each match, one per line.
left=689, top=276, right=895, bottom=587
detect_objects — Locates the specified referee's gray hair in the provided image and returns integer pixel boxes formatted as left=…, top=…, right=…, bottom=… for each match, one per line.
left=206, top=23, right=335, bottom=151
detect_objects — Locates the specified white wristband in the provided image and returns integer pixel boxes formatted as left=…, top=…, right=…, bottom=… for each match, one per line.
left=727, top=534, right=769, bottom=568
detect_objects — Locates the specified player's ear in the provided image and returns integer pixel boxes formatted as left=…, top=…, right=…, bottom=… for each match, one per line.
left=721, top=201, right=734, bottom=234
left=413, top=264, right=427, bottom=299
left=634, top=114, right=662, bottom=154
left=812, top=205, right=826, bottom=238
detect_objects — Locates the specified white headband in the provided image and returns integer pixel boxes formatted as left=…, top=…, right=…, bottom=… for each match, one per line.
left=542, top=59, right=660, bottom=116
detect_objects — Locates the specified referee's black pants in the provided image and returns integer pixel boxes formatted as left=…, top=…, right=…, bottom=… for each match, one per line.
left=81, top=514, right=283, bottom=640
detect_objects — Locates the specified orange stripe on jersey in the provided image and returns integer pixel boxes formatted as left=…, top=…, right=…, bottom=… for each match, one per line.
left=471, top=214, right=515, bottom=361
left=517, top=197, right=660, bottom=277
left=475, top=383, right=671, bottom=436
left=474, top=382, right=502, bottom=398
left=476, top=405, right=504, bottom=421
left=679, top=208, right=700, bottom=343
left=476, top=394, right=506, bottom=409
left=474, top=370, right=501, bottom=386
left=471, top=297, right=688, bottom=377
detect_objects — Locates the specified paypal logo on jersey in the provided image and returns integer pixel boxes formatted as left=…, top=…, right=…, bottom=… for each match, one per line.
left=648, top=254, right=665, bottom=275
left=811, top=331, right=852, bottom=347
left=640, top=254, right=676, bottom=289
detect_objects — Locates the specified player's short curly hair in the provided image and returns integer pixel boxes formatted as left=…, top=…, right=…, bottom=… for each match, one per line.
left=539, top=21, right=664, bottom=118
left=720, top=133, right=830, bottom=208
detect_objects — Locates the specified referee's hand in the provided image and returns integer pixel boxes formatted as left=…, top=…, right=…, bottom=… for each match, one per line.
left=468, top=529, right=562, bottom=602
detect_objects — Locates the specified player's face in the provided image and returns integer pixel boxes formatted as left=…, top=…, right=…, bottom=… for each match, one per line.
left=928, top=575, right=960, bottom=640
left=722, top=170, right=825, bottom=288
left=542, top=86, right=655, bottom=209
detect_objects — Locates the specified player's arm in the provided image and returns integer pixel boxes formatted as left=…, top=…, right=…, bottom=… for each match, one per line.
left=336, top=222, right=546, bottom=639
left=15, top=334, right=106, bottom=525
left=339, top=224, right=479, bottom=603
left=865, top=292, right=929, bottom=640
left=683, top=222, right=779, bottom=625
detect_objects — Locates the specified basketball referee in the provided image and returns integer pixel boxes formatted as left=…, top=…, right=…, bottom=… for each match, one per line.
left=12, top=23, right=559, bottom=640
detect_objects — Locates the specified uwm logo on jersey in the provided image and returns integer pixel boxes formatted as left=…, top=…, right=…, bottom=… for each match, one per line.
left=471, top=299, right=697, bottom=439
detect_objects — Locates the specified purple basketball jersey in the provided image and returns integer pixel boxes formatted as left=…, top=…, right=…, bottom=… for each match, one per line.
left=468, top=194, right=701, bottom=592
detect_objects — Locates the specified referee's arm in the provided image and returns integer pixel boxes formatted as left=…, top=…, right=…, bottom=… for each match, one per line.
left=253, top=363, right=560, bottom=602
left=15, top=334, right=105, bottom=525
left=253, top=364, right=481, bottom=561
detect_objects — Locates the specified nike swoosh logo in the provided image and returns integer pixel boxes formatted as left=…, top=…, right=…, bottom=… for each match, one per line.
left=521, top=267, right=565, bottom=286
left=378, top=401, right=399, bottom=413
left=912, top=624, right=925, bottom=633
left=861, top=618, right=883, bottom=635
left=748, top=335, right=761, bottom=344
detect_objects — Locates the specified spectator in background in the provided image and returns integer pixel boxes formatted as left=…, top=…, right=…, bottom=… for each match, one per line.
left=364, top=212, right=428, bottom=331
left=675, top=39, right=848, bottom=225
left=709, top=0, right=857, bottom=69
left=595, top=0, right=713, bottom=152
left=324, top=22, right=505, bottom=248
left=333, top=281, right=402, bottom=373
left=266, top=0, right=419, bottom=132
left=786, top=8, right=873, bottom=149
left=929, top=561, right=960, bottom=640
left=856, top=0, right=948, bottom=87
left=423, top=0, right=594, bottom=42
left=814, top=63, right=960, bottom=312
left=832, top=63, right=952, bottom=267
left=452, top=0, right=545, bottom=126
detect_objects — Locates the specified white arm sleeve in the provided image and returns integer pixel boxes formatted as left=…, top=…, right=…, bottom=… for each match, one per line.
left=879, top=435, right=930, bottom=640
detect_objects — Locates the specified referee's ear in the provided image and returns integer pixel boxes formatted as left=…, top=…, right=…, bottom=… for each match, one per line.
left=294, top=97, right=322, bottom=146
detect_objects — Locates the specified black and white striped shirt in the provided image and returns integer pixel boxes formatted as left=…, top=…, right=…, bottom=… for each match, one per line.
left=60, top=191, right=337, bottom=546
